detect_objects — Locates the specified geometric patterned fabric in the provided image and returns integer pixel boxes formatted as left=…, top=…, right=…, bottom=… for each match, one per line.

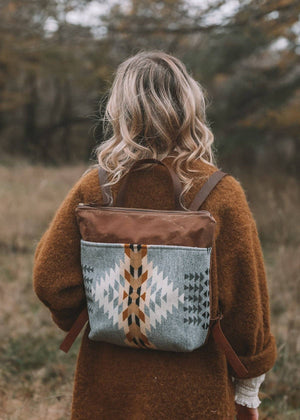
left=81, top=240, right=211, bottom=352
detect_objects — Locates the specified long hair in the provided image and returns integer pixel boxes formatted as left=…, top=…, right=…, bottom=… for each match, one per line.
left=89, top=50, right=218, bottom=208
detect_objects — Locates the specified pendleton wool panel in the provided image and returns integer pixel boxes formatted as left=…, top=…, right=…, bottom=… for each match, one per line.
left=81, top=240, right=211, bottom=352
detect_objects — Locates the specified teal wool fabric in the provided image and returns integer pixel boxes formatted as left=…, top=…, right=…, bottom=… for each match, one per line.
left=81, top=240, right=211, bottom=352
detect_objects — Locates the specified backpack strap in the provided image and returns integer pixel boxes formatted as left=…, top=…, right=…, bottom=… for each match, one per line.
left=188, top=170, right=228, bottom=211
left=211, top=316, right=249, bottom=378
left=59, top=308, right=89, bottom=353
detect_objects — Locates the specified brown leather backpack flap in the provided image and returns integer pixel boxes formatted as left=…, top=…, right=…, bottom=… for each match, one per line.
left=75, top=207, right=216, bottom=248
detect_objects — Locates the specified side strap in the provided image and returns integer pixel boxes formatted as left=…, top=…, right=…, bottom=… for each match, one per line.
left=59, top=307, right=89, bottom=353
left=211, top=317, right=249, bottom=378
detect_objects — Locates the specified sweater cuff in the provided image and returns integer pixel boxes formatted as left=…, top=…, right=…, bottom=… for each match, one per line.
left=233, top=373, right=266, bottom=408
left=232, top=334, right=277, bottom=379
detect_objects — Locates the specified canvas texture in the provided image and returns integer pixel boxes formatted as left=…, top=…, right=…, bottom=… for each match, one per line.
left=81, top=240, right=212, bottom=352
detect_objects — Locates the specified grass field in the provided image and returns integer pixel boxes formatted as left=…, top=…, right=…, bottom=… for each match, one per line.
left=0, top=161, right=299, bottom=419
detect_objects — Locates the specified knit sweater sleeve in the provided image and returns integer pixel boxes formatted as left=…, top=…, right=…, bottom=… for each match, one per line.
left=33, top=175, right=86, bottom=332
left=215, top=175, right=277, bottom=379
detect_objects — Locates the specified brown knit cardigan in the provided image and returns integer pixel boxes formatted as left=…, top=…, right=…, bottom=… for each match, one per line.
left=33, top=156, right=277, bottom=420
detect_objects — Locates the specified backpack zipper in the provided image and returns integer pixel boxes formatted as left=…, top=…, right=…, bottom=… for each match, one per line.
left=77, top=203, right=211, bottom=216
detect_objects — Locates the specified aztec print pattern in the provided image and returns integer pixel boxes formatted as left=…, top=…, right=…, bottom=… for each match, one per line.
left=81, top=240, right=211, bottom=352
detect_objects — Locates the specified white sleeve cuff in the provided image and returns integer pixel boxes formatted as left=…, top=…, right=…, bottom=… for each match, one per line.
left=233, top=373, right=266, bottom=408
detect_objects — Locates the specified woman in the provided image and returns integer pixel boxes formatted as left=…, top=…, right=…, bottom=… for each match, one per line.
left=33, top=50, right=277, bottom=419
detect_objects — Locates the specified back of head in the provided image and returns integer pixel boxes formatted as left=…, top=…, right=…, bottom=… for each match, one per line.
left=93, top=50, right=218, bottom=205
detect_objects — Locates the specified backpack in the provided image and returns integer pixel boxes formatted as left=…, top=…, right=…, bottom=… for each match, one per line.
left=59, top=158, right=248, bottom=378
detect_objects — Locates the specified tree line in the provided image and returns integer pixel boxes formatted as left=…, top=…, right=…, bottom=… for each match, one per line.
left=0, top=0, right=299, bottom=174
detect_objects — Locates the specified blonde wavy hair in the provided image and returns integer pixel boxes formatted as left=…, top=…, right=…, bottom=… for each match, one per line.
left=90, top=50, right=218, bottom=208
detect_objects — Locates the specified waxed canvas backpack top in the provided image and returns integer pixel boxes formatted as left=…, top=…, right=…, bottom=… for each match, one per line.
left=60, top=158, right=249, bottom=378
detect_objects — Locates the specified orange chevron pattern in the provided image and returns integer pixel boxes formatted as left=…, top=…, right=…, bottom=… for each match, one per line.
left=121, top=244, right=157, bottom=349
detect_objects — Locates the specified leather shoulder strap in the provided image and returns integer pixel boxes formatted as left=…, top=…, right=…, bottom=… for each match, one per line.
left=189, top=170, right=228, bottom=211
left=211, top=317, right=249, bottom=378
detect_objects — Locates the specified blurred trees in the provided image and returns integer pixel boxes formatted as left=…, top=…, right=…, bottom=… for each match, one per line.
left=0, top=0, right=112, bottom=162
left=0, top=0, right=299, bottom=173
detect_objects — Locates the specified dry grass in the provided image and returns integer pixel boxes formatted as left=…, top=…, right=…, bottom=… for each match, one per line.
left=0, top=161, right=299, bottom=419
